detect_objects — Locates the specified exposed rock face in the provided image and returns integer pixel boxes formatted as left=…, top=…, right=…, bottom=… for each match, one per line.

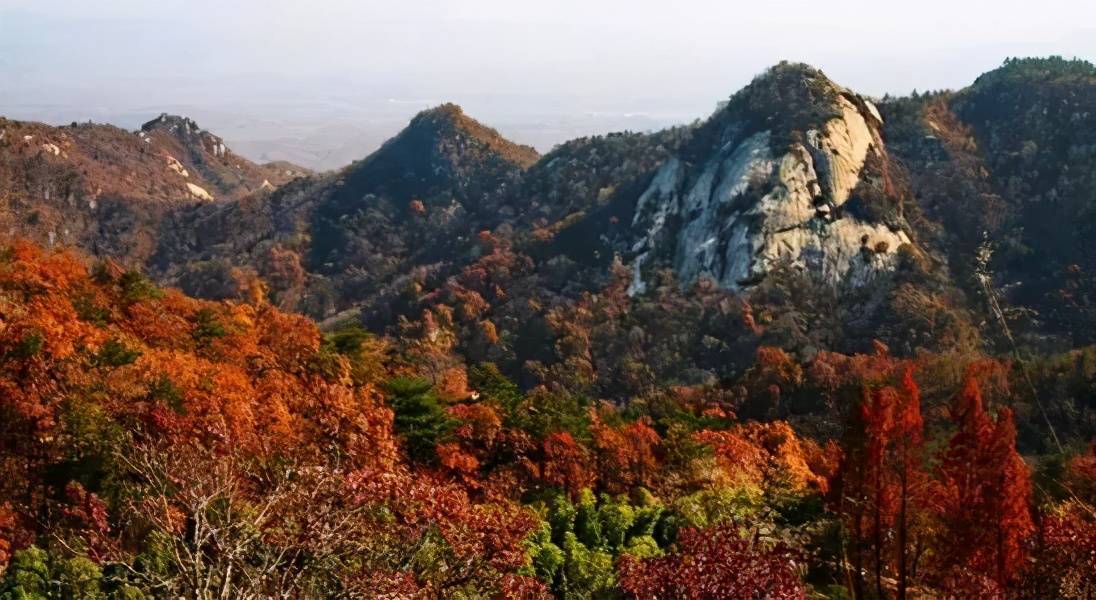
left=185, top=182, right=214, bottom=201
left=141, top=114, right=308, bottom=200
left=166, top=155, right=189, bottom=177
left=627, top=67, right=910, bottom=295
left=807, top=95, right=875, bottom=205
left=142, top=114, right=217, bottom=150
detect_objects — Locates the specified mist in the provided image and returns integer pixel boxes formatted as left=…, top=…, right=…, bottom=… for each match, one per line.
left=3, top=0, right=1094, bottom=169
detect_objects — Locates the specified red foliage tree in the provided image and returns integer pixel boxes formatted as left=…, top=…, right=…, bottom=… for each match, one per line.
left=933, top=374, right=1034, bottom=589
left=59, top=482, right=114, bottom=561
left=540, top=431, right=595, bottom=495
left=1049, top=506, right=1096, bottom=595
left=1024, top=502, right=1096, bottom=599
left=1068, top=441, right=1096, bottom=500
left=0, top=503, right=16, bottom=569
left=832, top=366, right=929, bottom=599
left=347, top=464, right=542, bottom=595
left=743, top=346, right=804, bottom=418
left=617, top=525, right=806, bottom=599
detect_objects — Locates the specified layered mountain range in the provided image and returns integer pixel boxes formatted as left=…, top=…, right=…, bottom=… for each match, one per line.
left=2, top=57, right=1095, bottom=362
left=3, top=56, right=1096, bottom=599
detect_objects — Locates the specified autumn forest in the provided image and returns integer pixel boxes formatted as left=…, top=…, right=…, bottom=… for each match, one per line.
left=2, top=57, right=1096, bottom=599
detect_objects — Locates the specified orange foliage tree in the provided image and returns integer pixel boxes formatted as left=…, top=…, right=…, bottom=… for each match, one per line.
left=590, top=414, right=661, bottom=494
left=540, top=431, right=595, bottom=495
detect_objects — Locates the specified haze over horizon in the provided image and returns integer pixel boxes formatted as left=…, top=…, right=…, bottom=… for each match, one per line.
left=3, top=0, right=1095, bottom=169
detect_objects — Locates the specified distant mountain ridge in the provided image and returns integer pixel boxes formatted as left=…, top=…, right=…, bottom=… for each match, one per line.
left=0, top=113, right=307, bottom=263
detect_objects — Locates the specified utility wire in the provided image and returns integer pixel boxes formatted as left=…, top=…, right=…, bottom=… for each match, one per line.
left=976, top=236, right=1096, bottom=517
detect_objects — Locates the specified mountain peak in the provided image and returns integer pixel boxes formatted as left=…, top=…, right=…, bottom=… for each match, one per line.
left=141, top=113, right=203, bottom=136
left=719, top=61, right=850, bottom=126
left=416, top=102, right=466, bottom=120
left=625, top=61, right=903, bottom=295
left=751, top=61, right=834, bottom=88
left=972, top=56, right=1096, bottom=88
left=307, top=104, right=539, bottom=272
left=688, top=61, right=883, bottom=164
left=323, top=103, right=538, bottom=207
left=405, top=103, right=539, bottom=169
left=140, top=113, right=229, bottom=158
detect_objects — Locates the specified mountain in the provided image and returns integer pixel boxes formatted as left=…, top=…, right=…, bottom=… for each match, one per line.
left=136, top=65, right=977, bottom=360
left=308, top=103, right=538, bottom=272
left=527, top=63, right=965, bottom=361
left=139, top=114, right=309, bottom=199
left=883, top=57, right=1096, bottom=349
left=608, top=63, right=911, bottom=293
left=150, top=103, right=541, bottom=317
left=0, top=114, right=307, bottom=263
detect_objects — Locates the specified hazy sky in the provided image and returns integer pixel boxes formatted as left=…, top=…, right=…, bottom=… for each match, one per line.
left=2, top=0, right=1095, bottom=168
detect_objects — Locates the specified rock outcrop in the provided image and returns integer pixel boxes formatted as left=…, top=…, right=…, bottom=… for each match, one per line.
left=140, top=114, right=306, bottom=199
left=626, top=64, right=910, bottom=295
left=185, top=182, right=214, bottom=201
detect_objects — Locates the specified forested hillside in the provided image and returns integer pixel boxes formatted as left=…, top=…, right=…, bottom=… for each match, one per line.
left=0, top=239, right=1092, bottom=598
left=1, top=57, right=1096, bottom=599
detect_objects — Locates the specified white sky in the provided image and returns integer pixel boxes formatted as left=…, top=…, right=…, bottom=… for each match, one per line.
left=2, top=0, right=1094, bottom=167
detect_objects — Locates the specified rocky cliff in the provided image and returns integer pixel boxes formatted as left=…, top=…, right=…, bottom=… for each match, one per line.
left=625, top=63, right=911, bottom=295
